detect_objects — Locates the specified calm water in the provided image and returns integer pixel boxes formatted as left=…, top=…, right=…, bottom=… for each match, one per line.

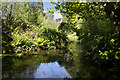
left=2, top=43, right=120, bottom=79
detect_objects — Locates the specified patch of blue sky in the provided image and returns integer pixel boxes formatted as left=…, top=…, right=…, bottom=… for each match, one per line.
left=43, top=2, right=56, bottom=11
left=43, top=0, right=63, bottom=20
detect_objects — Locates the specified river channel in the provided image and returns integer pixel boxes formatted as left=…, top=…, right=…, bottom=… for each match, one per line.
left=2, top=42, right=120, bottom=79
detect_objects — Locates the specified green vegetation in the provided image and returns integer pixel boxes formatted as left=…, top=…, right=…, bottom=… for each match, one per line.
left=2, top=2, right=68, bottom=54
left=53, top=2, right=120, bottom=66
left=1, top=1, right=120, bottom=68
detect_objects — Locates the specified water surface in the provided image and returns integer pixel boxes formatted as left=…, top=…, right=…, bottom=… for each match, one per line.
left=2, top=43, right=120, bottom=79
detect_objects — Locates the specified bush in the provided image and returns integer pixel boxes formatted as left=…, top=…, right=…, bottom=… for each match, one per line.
left=77, top=16, right=120, bottom=66
left=42, top=28, right=68, bottom=49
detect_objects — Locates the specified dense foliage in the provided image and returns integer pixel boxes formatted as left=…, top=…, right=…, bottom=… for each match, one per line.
left=1, top=1, right=120, bottom=66
left=1, top=1, right=120, bottom=79
left=53, top=2, right=120, bottom=66
left=2, top=2, right=68, bottom=54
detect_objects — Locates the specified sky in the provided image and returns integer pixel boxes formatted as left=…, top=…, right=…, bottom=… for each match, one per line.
left=43, top=0, right=63, bottom=20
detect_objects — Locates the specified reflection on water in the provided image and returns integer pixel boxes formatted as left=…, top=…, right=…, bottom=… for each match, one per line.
left=2, top=50, right=72, bottom=78
left=34, top=62, right=71, bottom=78
left=2, top=42, right=120, bottom=79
